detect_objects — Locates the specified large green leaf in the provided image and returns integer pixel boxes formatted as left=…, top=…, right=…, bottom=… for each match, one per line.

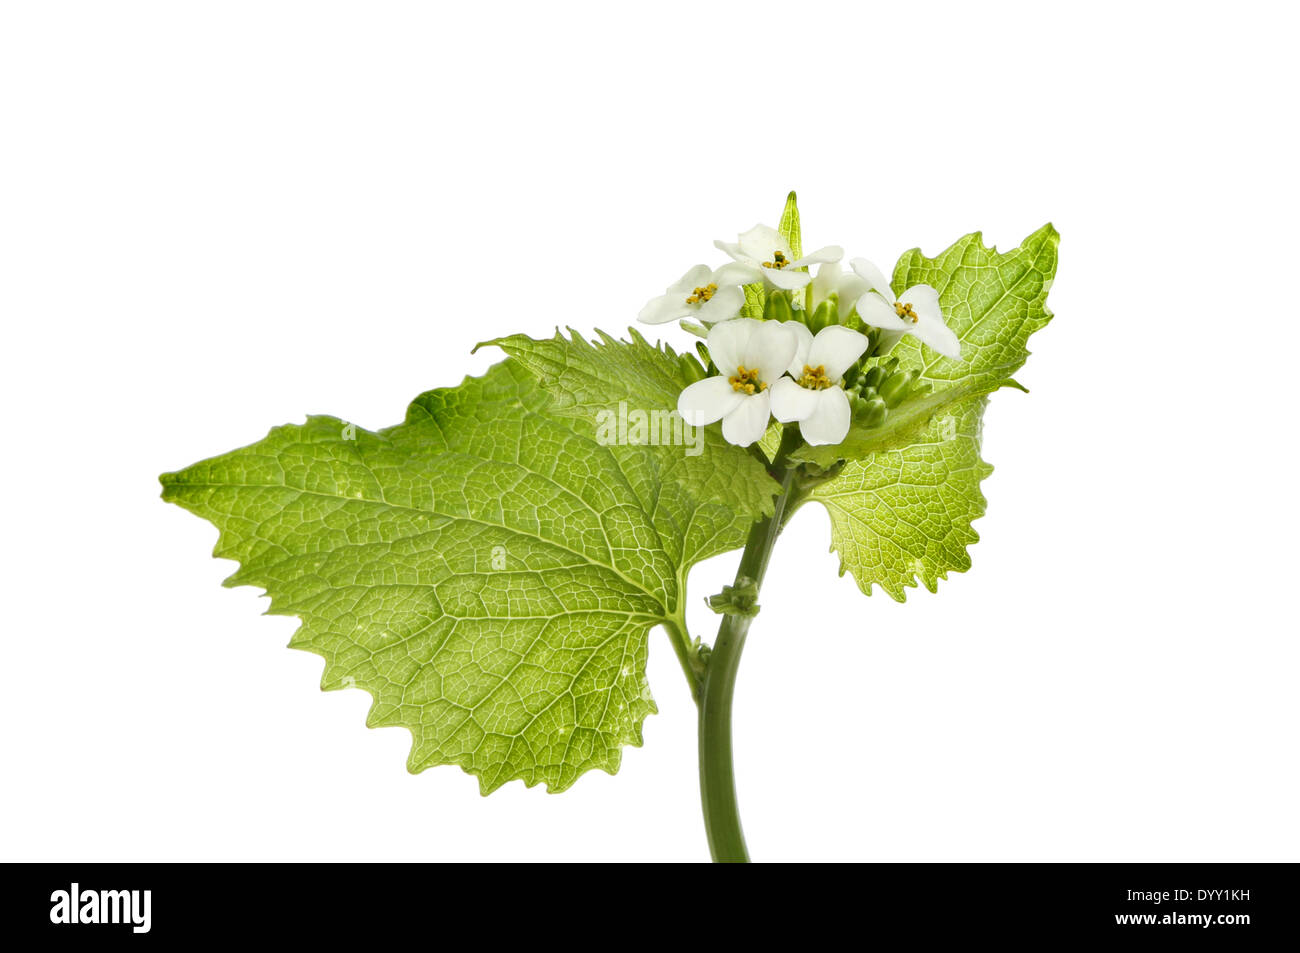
left=795, top=223, right=1057, bottom=468
left=161, top=338, right=778, bottom=793
left=805, top=224, right=1058, bottom=599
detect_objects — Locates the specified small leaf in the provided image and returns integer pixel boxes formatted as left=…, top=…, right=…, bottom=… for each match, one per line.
left=810, top=397, right=992, bottom=602
left=778, top=190, right=801, bottom=259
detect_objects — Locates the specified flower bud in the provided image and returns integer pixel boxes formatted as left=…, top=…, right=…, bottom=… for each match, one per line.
left=808, top=298, right=838, bottom=333
left=860, top=365, right=887, bottom=390
left=858, top=396, right=888, bottom=429
left=763, top=291, right=793, bottom=323
left=879, top=368, right=918, bottom=408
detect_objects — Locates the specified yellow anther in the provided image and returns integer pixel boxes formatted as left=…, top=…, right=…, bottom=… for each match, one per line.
left=894, top=301, right=919, bottom=323
left=685, top=282, right=718, bottom=305
left=761, top=251, right=790, bottom=270
left=797, top=364, right=834, bottom=390
left=728, top=365, right=766, bottom=395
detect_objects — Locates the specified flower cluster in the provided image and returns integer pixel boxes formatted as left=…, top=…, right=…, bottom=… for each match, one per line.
left=639, top=223, right=961, bottom=447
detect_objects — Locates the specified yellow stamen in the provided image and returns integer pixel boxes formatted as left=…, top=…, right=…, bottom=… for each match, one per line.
left=761, top=251, right=790, bottom=270
left=728, top=365, right=766, bottom=395
left=685, top=282, right=718, bottom=305
left=895, top=301, right=919, bottom=323
left=797, top=364, right=834, bottom=390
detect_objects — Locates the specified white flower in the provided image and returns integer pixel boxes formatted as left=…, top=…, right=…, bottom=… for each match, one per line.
left=677, top=318, right=799, bottom=447
left=638, top=264, right=745, bottom=325
left=849, top=258, right=961, bottom=358
left=810, top=261, right=870, bottom=316
left=714, top=224, right=843, bottom=291
left=769, top=324, right=870, bottom=446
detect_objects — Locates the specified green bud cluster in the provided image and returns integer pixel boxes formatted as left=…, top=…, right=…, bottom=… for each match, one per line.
left=841, top=356, right=933, bottom=431
left=766, top=288, right=876, bottom=342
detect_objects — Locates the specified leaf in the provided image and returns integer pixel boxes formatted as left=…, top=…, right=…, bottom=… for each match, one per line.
left=804, top=224, right=1059, bottom=599
left=481, top=328, right=779, bottom=532
left=794, top=223, right=1058, bottom=468
left=161, top=343, right=778, bottom=794
left=778, top=190, right=801, bottom=259
left=757, top=419, right=783, bottom=462
left=891, top=222, right=1057, bottom=393
left=740, top=283, right=766, bottom=319
left=810, top=397, right=993, bottom=601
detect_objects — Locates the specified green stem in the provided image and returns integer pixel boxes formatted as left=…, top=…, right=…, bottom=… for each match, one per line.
left=697, top=427, right=800, bottom=863
left=663, top=615, right=702, bottom=704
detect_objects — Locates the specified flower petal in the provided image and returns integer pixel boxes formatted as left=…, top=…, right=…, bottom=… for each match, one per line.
left=898, top=284, right=959, bottom=356
left=849, top=257, right=893, bottom=298
left=855, top=291, right=909, bottom=330
left=761, top=266, right=813, bottom=290
left=834, top=273, right=870, bottom=315
left=812, top=261, right=870, bottom=316
left=799, top=387, right=851, bottom=446
left=721, top=391, right=772, bottom=446
left=874, top=328, right=907, bottom=356
left=807, top=325, right=870, bottom=381
left=706, top=317, right=758, bottom=375
left=697, top=284, right=744, bottom=323
left=736, top=224, right=791, bottom=264
left=677, top=375, right=744, bottom=426
left=742, top=319, right=798, bottom=382
left=785, top=321, right=814, bottom=376
left=668, top=264, right=715, bottom=293
left=712, top=261, right=764, bottom=286
left=789, top=245, right=844, bottom=269
left=769, top=375, right=819, bottom=422
left=910, top=312, right=962, bottom=358
left=713, top=239, right=751, bottom=264
left=811, top=261, right=843, bottom=307
left=898, top=284, right=942, bottom=323
left=638, top=292, right=694, bottom=325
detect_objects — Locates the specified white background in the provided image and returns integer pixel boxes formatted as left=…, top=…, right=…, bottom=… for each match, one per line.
left=2, top=1, right=1297, bottom=862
